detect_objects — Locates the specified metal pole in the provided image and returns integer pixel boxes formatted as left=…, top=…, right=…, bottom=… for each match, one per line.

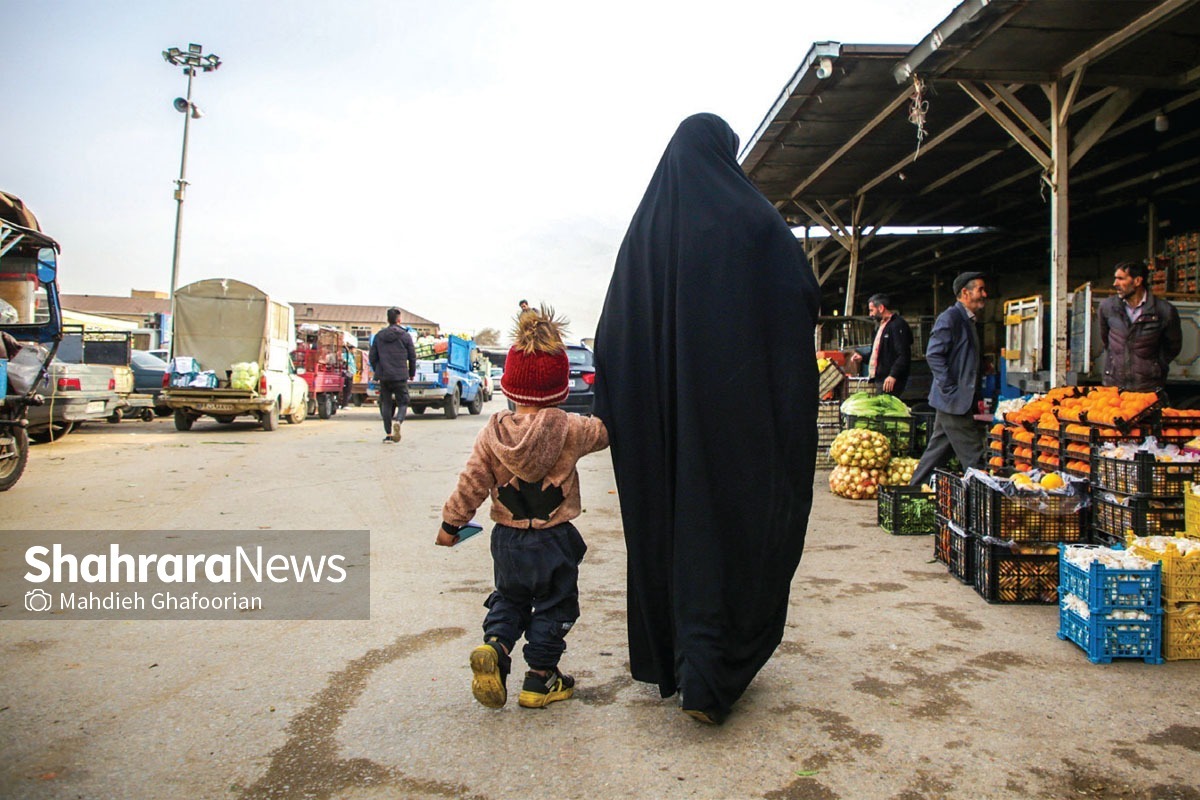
left=167, top=67, right=195, bottom=358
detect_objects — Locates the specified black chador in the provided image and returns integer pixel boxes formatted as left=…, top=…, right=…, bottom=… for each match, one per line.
left=594, top=113, right=820, bottom=723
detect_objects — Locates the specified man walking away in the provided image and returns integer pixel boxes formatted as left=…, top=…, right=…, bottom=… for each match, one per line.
left=1097, top=261, right=1182, bottom=394
left=909, top=272, right=989, bottom=488
left=849, top=293, right=913, bottom=397
left=369, top=307, right=417, bottom=443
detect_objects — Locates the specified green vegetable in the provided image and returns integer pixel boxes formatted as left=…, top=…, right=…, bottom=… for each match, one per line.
left=840, top=392, right=911, bottom=418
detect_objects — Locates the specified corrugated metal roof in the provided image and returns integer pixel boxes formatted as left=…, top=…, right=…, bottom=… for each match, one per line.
left=739, top=0, right=1200, bottom=307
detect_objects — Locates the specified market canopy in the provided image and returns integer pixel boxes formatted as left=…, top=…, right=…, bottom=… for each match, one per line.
left=740, top=0, right=1200, bottom=316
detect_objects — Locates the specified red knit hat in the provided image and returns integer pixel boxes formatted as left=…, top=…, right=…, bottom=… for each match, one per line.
left=501, top=306, right=570, bottom=408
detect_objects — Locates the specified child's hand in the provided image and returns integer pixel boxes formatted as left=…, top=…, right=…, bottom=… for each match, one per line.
left=435, top=529, right=459, bottom=547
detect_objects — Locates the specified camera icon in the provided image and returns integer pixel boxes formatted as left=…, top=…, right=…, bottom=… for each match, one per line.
left=25, top=589, right=53, bottom=613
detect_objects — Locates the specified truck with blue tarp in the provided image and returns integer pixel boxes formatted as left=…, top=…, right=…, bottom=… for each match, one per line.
left=406, top=334, right=485, bottom=418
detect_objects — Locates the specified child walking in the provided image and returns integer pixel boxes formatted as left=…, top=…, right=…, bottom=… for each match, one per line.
left=436, top=306, right=609, bottom=710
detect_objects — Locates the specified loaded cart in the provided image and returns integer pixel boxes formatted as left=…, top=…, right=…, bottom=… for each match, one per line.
left=0, top=192, right=63, bottom=491
left=293, top=324, right=352, bottom=419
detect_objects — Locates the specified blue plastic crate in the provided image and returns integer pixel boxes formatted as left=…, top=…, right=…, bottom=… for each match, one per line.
left=1057, top=605, right=1163, bottom=664
left=1058, top=547, right=1162, bottom=612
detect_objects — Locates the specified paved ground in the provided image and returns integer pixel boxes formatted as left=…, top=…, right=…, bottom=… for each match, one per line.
left=1, top=401, right=1198, bottom=800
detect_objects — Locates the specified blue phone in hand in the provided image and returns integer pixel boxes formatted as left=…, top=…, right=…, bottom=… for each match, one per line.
left=453, top=521, right=484, bottom=545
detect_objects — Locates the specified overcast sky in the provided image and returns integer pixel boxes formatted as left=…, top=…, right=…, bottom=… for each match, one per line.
left=5, top=0, right=957, bottom=341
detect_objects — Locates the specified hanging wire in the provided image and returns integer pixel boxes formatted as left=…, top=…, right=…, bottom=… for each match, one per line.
left=908, top=76, right=929, bottom=160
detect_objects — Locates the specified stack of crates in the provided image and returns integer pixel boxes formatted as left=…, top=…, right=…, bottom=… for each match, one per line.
left=1127, top=531, right=1200, bottom=661
left=816, top=400, right=840, bottom=470
left=932, top=469, right=970, bottom=580
left=968, top=473, right=1089, bottom=604
left=1088, top=451, right=1197, bottom=547
left=1161, top=231, right=1199, bottom=293
left=1057, top=545, right=1163, bottom=664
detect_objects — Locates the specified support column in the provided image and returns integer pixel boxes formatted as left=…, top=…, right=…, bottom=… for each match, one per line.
left=842, top=196, right=865, bottom=316
left=1048, top=80, right=1071, bottom=387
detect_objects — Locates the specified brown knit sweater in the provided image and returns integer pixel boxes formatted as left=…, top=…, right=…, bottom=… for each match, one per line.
left=442, top=408, right=609, bottom=530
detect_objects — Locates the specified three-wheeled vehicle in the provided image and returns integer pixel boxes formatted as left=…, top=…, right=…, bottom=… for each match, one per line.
left=293, top=324, right=352, bottom=419
left=1, top=191, right=64, bottom=491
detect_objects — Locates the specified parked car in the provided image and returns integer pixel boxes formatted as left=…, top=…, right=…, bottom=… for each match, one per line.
left=147, top=348, right=169, bottom=362
left=130, top=349, right=171, bottom=415
left=506, top=344, right=594, bottom=415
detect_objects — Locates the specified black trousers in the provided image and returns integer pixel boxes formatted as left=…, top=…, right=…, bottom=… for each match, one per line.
left=483, top=522, right=587, bottom=670
left=378, top=379, right=408, bottom=434
left=910, top=409, right=985, bottom=488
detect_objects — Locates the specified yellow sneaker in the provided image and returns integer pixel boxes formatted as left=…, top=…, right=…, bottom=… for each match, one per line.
left=517, top=669, right=575, bottom=708
left=469, top=640, right=509, bottom=709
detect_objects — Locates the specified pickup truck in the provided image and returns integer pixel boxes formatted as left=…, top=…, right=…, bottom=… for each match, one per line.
left=161, top=279, right=309, bottom=431
left=407, top=335, right=484, bottom=418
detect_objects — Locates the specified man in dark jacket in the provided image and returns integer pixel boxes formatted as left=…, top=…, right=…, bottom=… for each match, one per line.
left=850, top=293, right=912, bottom=396
left=1098, top=261, right=1182, bottom=393
left=909, top=272, right=988, bottom=488
left=369, top=308, right=417, bottom=443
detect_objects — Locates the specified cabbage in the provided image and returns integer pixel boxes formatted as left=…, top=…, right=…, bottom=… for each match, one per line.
left=839, top=392, right=911, bottom=419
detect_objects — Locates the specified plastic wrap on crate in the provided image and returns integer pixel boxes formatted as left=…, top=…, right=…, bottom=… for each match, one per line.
left=934, top=468, right=969, bottom=529
left=967, top=468, right=1088, bottom=543
left=934, top=514, right=952, bottom=565
left=1090, top=490, right=1185, bottom=538
left=1058, top=546, right=1161, bottom=612
left=1057, top=605, right=1163, bottom=664
left=948, top=521, right=975, bottom=584
left=1090, top=449, right=1199, bottom=498
left=1127, top=535, right=1200, bottom=602
left=973, top=537, right=1060, bottom=604
left=877, top=484, right=936, bottom=535
left=1163, top=601, right=1200, bottom=660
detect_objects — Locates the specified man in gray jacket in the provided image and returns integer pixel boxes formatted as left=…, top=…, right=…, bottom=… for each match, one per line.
left=369, top=308, right=417, bottom=443
left=910, top=272, right=989, bottom=488
left=1098, top=261, right=1181, bottom=393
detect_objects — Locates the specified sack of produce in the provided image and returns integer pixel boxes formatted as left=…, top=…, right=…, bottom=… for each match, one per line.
left=830, top=428, right=891, bottom=469
left=880, top=456, right=919, bottom=486
left=230, top=361, right=260, bottom=391
left=830, top=465, right=884, bottom=500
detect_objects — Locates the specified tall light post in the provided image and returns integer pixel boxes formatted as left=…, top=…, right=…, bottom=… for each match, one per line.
left=162, top=43, right=220, bottom=355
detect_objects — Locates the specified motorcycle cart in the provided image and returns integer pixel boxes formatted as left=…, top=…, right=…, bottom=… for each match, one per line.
left=293, top=324, right=350, bottom=419
left=1, top=193, right=64, bottom=491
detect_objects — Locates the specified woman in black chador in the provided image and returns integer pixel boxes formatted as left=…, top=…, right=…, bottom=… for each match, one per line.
left=594, top=113, right=819, bottom=724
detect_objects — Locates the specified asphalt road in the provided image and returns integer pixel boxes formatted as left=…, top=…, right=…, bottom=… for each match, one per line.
left=1, top=400, right=1198, bottom=800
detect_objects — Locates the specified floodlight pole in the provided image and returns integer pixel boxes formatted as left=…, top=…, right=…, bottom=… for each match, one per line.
left=168, top=65, right=195, bottom=344
left=162, top=43, right=220, bottom=356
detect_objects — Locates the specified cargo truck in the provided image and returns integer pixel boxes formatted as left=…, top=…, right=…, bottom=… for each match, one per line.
left=161, top=279, right=309, bottom=431
left=1002, top=285, right=1200, bottom=405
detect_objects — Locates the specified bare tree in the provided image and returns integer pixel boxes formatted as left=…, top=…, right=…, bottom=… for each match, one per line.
left=474, top=327, right=501, bottom=347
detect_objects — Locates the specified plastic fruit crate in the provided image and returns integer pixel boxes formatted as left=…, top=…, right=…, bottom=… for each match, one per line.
left=1090, top=451, right=1198, bottom=498
left=934, top=514, right=952, bottom=565
left=1057, top=605, right=1163, bottom=664
left=934, top=468, right=968, bottom=529
left=948, top=523, right=975, bottom=585
left=842, top=414, right=915, bottom=459
left=973, top=539, right=1060, bottom=604
left=817, top=400, right=842, bottom=426
left=877, top=484, right=936, bottom=535
left=969, top=477, right=1087, bottom=543
left=1127, top=535, right=1200, bottom=602
left=1163, top=601, right=1200, bottom=660
left=1186, top=482, right=1200, bottom=535
left=1058, top=546, right=1162, bottom=612
left=1090, top=491, right=1185, bottom=539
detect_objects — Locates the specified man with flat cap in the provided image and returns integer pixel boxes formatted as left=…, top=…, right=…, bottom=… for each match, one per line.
left=910, top=271, right=988, bottom=488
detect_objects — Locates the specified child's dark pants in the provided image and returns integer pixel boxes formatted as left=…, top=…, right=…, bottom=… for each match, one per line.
left=483, top=522, right=586, bottom=670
